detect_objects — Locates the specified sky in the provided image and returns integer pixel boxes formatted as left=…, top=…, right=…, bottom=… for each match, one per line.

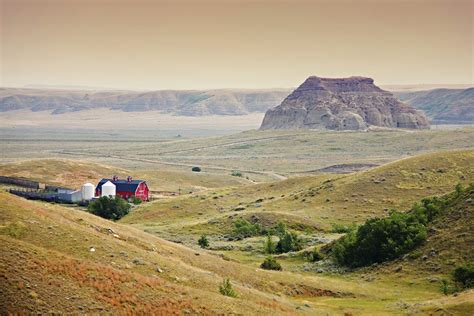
left=1, top=0, right=473, bottom=90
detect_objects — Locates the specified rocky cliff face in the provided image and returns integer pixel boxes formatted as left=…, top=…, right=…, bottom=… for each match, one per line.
left=260, top=76, right=430, bottom=130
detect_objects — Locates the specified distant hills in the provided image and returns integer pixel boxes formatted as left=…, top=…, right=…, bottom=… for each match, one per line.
left=260, top=76, right=429, bottom=130
left=394, top=88, right=474, bottom=124
left=1, top=85, right=472, bottom=124
left=0, top=88, right=290, bottom=116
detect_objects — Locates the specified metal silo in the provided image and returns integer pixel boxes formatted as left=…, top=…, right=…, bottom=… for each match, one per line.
left=101, top=181, right=116, bottom=197
left=81, top=183, right=95, bottom=200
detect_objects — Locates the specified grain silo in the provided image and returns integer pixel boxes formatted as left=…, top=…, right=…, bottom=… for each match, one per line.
left=81, top=183, right=95, bottom=200
left=101, top=181, right=116, bottom=197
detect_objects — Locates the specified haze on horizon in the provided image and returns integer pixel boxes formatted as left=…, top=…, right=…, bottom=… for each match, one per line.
left=1, top=0, right=473, bottom=90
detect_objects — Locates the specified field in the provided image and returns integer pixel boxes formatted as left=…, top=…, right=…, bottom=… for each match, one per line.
left=1, top=125, right=473, bottom=314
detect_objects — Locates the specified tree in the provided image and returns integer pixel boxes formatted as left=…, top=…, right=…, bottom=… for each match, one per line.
left=198, top=235, right=209, bottom=248
left=260, top=256, right=282, bottom=271
left=453, top=264, right=474, bottom=288
left=276, top=231, right=302, bottom=254
left=219, top=278, right=237, bottom=297
left=192, top=166, right=201, bottom=172
left=264, top=233, right=276, bottom=254
left=233, top=218, right=261, bottom=238
left=88, top=196, right=131, bottom=220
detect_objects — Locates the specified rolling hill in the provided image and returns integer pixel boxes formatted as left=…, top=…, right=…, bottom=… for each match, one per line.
left=0, top=87, right=290, bottom=116
left=1, top=152, right=473, bottom=314
left=395, top=88, right=474, bottom=124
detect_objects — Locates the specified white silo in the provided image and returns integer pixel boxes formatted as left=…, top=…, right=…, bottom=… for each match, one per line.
left=81, top=183, right=95, bottom=200
left=101, top=181, right=116, bottom=197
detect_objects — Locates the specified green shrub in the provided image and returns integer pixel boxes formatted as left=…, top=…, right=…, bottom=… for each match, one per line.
left=330, top=223, right=356, bottom=234
left=307, top=248, right=323, bottom=262
left=198, top=235, right=209, bottom=249
left=192, top=166, right=201, bottom=172
left=453, top=264, right=474, bottom=288
left=131, top=196, right=142, bottom=205
left=88, top=196, right=131, bottom=221
left=260, top=256, right=282, bottom=271
left=271, top=221, right=287, bottom=238
left=233, top=218, right=261, bottom=238
left=440, top=279, right=450, bottom=295
left=276, top=231, right=302, bottom=254
left=231, top=171, right=243, bottom=177
left=331, top=187, right=462, bottom=268
left=332, top=211, right=427, bottom=268
left=219, top=278, right=237, bottom=297
left=263, top=233, right=276, bottom=254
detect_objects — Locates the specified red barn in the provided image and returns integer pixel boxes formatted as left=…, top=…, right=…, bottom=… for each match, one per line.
left=96, top=176, right=149, bottom=202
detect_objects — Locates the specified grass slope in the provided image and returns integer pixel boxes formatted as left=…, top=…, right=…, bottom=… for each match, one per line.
left=123, top=150, right=474, bottom=239
left=0, top=159, right=249, bottom=193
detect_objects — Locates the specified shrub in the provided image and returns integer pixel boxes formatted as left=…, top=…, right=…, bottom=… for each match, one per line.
left=440, top=279, right=450, bottom=295
left=131, top=196, right=142, bottom=205
left=219, top=278, right=237, bottom=297
left=88, top=196, right=131, bottom=220
left=192, top=166, right=201, bottom=172
left=330, top=223, right=356, bottom=234
left=307, top=248, right=323, bottom=262
left=276, top=231, right=302, bottom=254
left=231, top=171, right=243, bottom=177
left=233, top=218, right=261, bottom=238
left=263, top=233, right=276, bottom=254
left=198, top=235, right=209, bottom=249
left=260, top=256, right=282, bottom=271
left=453, top=264, right=474, bottom=288
left=332, top=211, right=427, bottom=268
left=271, top=221, right=287, bottom=238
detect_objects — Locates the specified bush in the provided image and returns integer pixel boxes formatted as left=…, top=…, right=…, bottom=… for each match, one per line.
left=332, top=211, right=427, bottom=268
left=192, top=166, right=201, bottom=172
left=330, top=187, right=463, bottom=268
left=131, top=196, right=142, bottom=205
left=276, top=231, right=302, bottom=254
left=260, top=256, right=282, bottom=271
left=453, top=264, right=474, bottom=288
left=88, top=196, right=131, bottom=220
left=231, top=171, right=243, bottom=177
left=219, top=278, right=237, bottom=297
left=271, top=221, right=287, bottom=238
left=198, top=235, right=209, bottom=249
left=233, top=218, right=261, bottom=238
left=330, top=223, right=356, bottom=234
left=307, top=248, right=323, bottom=262
left=263, top=233, right=276, bottom=254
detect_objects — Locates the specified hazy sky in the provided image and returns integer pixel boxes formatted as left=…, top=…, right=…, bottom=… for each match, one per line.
left=1, top=0, right=472, bottom=90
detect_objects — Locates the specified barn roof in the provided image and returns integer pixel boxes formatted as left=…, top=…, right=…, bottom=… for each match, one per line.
left=96, top=179, right=146, bottom=193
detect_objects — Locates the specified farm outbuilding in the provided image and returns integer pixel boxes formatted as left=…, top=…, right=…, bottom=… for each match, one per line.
left=95, top=176, right=149, bottom=201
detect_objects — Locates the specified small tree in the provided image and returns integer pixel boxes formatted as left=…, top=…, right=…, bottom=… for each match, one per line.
left=272, top=221, right=287, bottom=238
left=231, top=171, right=243, bottom=177
left=308, top=248, right=323, bottom=262
left=219, top=278, right=237, bottom=297
left=260, top=256, right=282, bottom=271
left=192, top=166, right=201, bottom=172
left=264, top=233, right=276, bottom=254
left=453, top=264, right=474, bottom=288
left=88, top=196, right=131, bottom=221
left=276, top=231, right=302, bottom=254
left=198, top=235, right=209, bottom=249
left=131, top=196, right=142, bottom=205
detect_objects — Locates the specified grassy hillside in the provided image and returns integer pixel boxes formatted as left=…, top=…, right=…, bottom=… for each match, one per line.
left=0, top=191, right=451, bottom=315
left=1, top=159, right=472, bottom=313
left=123, top=150, right=474, bottom=241
left=0, top=159, right=249, bottom=193
left=396, top=88, right=474, bottom=123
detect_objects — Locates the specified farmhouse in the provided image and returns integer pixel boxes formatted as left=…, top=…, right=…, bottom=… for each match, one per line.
left=96, top=176, right=149, bottom=201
